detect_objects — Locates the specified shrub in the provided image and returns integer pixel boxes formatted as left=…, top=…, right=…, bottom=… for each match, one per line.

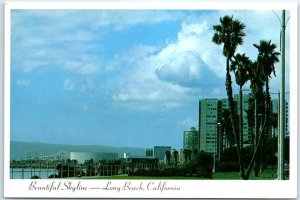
left=31, top=175, right=40, bottom=179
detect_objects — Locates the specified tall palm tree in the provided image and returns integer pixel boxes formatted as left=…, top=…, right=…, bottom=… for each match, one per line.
left=252, top=40, right=279, bottom=175
left=212, top=15, right=246, bottom=178
left=248, top=60, right=265, bottom=176
left=231, top=53, right=251, bottom=150
left=220, top=108, right=233, bottom=147
left=254, top=40, right=280, bottom=140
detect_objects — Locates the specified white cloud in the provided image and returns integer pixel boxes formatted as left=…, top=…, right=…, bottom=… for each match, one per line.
left=64, top=61, right=100, bottom=75
left=21, top=60, right=47, bottom=72
left=11, top=10, right=289, bottom=111
left=109, top=18, right=224, bottom=109
left=16, top=79, right=31, bottom=86
left=109, top=10, right=289, bottom=111
left=110, top=18, right=225, bottom=110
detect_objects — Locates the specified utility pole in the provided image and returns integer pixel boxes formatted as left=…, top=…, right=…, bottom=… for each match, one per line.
left=278, top=10, right=285, bottom=180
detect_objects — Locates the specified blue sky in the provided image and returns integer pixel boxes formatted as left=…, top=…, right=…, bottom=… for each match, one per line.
left=10, top=9, right=290, bottom=149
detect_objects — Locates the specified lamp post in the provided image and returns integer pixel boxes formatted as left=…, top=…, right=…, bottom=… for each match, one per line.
left=278, top=9, right=286, bottom=180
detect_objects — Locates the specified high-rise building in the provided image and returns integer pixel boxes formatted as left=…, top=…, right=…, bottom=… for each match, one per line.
left=183, top=127, right=199, bottom=151
left=272, top=99, right=289, bottom=137
left=199, top=95, right=248, bottom=153
left=199, top=99, right=220, bottom=153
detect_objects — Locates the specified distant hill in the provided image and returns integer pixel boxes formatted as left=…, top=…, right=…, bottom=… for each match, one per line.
left=10, top=141, right=145, bottom=160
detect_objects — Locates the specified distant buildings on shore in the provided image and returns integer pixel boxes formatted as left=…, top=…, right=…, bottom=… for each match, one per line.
left=70, top=152, right=118, bottom=164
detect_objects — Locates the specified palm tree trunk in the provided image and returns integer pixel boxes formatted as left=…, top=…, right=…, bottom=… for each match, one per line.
left=254, top=89, right=261, bottom=177
left=226, top=57, right=245, bottom=179
left=239, top=86, right=243, bottom=150
left=244, top=114, right=267, bottom=179
left=262, top=78, right=271, bottom=171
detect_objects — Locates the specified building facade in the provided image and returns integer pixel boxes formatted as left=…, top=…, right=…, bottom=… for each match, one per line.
left=70, top=152, right=118, bottom=164
left=183, top=127, right=199, bottom=151
left=272, top=99, right=289, bottom=137
left=145, top=148, right=154, bottom=157
left=199, top=99, right=220, bottom=153
left=153, top=146, right=171, bottom=162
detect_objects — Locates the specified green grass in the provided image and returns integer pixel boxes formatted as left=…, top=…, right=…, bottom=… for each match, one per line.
left=82, top=168, right=277, bottom=180
left=212, top=168, right=277, bottom=180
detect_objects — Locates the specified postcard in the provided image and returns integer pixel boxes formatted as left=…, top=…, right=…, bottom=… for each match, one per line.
left=3, top=1, right=298, bottom=198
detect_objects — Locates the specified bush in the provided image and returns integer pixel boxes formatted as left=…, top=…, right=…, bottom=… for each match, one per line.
left=184, top=151, right=213, bottom=178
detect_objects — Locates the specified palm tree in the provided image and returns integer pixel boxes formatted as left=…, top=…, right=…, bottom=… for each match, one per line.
left=231, top=53, right=251, bottom=150
left=254, top=40, right=280, bottom=140
left=248, top=60, right=266, bottom=176
left=220, top=108, right=234, bottom=147
left=252, top=40, right=279, bottom=175
left=212, top=15, right=246, bottom=178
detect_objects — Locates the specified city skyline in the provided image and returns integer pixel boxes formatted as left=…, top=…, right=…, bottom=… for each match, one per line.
left=10, top=9, right=290, bottom=149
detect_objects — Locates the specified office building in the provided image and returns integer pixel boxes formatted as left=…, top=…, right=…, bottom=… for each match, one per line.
left=199, top=99, right=220, bottom=153
left=183, top=127, right=199, bottom=151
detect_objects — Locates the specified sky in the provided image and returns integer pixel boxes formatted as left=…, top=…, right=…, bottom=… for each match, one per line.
left=10, top=9, right=290, bottom=149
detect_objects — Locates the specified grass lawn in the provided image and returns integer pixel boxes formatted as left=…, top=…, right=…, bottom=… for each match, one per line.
left=212, top=168, right=278, bottom=180
left=82, top=168, right=278, bottom=180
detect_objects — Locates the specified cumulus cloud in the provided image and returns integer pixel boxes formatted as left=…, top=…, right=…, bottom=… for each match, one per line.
left=111, top=18, right=225, bottom=110
left=155, top=51, right=222, bottom=88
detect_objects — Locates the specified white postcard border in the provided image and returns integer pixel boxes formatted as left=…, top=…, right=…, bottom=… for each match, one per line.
left=4, top=1, right=298, bottom=198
